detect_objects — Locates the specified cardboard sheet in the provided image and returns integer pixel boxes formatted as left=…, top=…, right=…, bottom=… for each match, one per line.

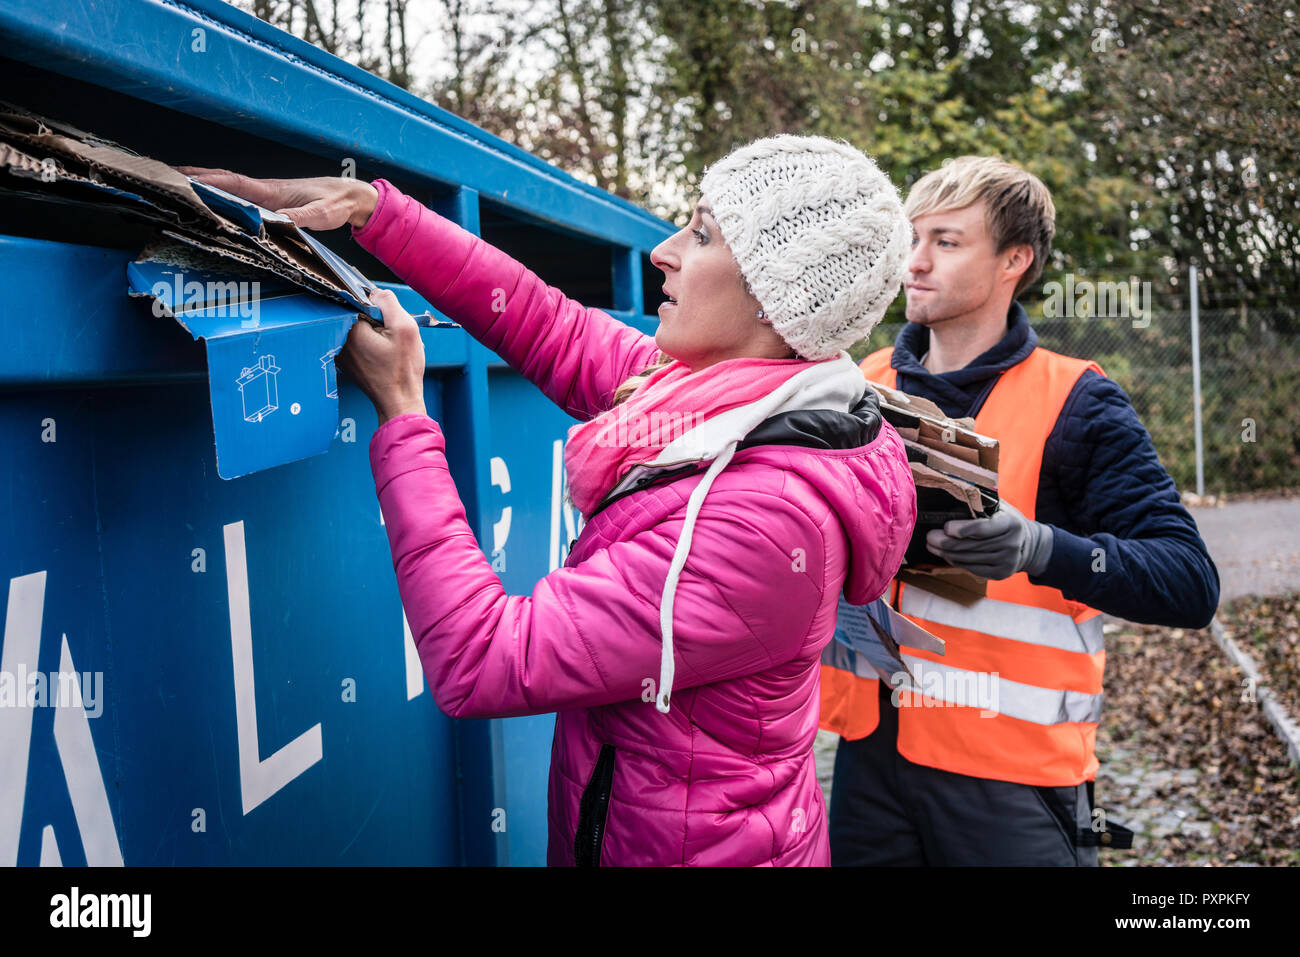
left=866, top=379, right=1001, bottom=599
left=824, top=595, right=946, bottom=686
left=0, top=99, right=381, bottom=318
left=0, top=98, right=466, bottom=479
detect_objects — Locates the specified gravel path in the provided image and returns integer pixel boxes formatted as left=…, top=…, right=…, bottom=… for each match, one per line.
left=1190, top=498, right=1300, bottom=602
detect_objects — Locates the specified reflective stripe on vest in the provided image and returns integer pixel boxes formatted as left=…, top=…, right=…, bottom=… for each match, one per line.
left=844, top=344, right=1107, bottom=786
left=898, top=586, right=1104, bottom=656
left=895, top=654, right=1105, bottom=725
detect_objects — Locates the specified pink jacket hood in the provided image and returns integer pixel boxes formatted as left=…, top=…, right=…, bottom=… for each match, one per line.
left=357, top=180, right=916, bottom=865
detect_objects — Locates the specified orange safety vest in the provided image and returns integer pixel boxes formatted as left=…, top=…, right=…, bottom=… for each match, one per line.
left=820, top=345, right=1106, bottom=786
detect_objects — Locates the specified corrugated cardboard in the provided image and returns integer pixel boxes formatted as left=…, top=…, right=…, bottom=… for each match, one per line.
left=867, top=379, right=1001, bottom=601
left=0, top=99, right=458, bottom=479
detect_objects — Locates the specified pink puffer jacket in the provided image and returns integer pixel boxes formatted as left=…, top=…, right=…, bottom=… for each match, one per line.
left=357, top=180, right=916, bottom=866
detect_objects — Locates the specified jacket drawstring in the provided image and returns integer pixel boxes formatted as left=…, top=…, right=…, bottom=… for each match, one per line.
left=656, top=440, right=739, bottom=714
left=647, top=352, right=867, bottom=715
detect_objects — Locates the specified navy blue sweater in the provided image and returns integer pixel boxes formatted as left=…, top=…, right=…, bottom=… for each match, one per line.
left=886, top=303, right=1220, bottom=628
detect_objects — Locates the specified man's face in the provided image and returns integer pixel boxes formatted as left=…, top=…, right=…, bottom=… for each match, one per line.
left=903, top=201, right=1002, bottom=327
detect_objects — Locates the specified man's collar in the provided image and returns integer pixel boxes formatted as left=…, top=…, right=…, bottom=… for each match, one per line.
left=893, top=301, right=1038, bottom=383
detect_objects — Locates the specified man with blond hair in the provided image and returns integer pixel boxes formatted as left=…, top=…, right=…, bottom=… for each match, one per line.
left=823, top=156, right=1219, bottom=866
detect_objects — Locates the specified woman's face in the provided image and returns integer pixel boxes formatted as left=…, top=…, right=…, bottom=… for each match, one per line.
left=649, top=198, right=796, bottom=371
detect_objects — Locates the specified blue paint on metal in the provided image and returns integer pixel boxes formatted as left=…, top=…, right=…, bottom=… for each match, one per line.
left=0, top=236, right=476, bottom=386
left=613, top=247, right=646, bottom=315
left=4, top=384, right=458, bottom=864
left=0, top=0, right=673, bottom=866
left=124, top=259, right=358, bottom=479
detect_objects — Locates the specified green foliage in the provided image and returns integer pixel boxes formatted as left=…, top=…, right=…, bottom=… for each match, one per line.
left=1081, top=0, right=1300, bottom=328
left=1033, top=309, right=1300, bottom=494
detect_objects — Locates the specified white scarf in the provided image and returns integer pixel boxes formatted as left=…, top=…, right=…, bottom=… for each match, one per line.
left=651, top=352, right=867, bottom=714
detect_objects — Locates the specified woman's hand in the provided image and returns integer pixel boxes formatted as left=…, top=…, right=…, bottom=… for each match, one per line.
left=176, top=167, right=379, bottom=230
left=338, top=289, right=428, bottom=426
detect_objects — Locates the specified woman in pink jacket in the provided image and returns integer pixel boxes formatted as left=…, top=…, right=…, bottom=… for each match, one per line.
left=188, top=134, right=916, bottom=866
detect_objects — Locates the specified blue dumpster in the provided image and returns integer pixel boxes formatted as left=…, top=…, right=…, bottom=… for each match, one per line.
left=0, top=0, right=671, bottom=865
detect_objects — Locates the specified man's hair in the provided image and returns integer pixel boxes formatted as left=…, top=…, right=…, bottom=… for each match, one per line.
left=905, top=156, right=1056, bottom=297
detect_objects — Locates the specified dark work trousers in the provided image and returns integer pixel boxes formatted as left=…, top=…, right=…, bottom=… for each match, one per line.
left=829, top=683, right=1099, bottom=866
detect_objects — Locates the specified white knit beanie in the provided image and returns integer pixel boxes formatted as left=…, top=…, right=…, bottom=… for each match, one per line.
left=699, top=134, right=912, bottom=361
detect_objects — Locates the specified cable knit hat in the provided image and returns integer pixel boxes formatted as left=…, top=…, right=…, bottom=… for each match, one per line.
left=699, top=134, right=912, bottom=360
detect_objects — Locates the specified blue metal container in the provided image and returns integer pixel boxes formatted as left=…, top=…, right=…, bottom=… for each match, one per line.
left=0, top=0, right=671, bottom=865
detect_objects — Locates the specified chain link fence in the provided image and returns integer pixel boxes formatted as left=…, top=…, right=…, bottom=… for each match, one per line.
left=853, top=274, right=1300, bottom=497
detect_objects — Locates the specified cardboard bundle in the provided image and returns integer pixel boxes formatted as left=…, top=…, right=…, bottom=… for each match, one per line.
left=867, top=379, right=1000, bottom=600
left=0, top=99, right=471, bottom=480
left=0, top=99, right=381, bottom=318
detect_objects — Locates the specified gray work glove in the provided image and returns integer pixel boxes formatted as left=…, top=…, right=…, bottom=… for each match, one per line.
left=924, top=500, right=1054, bottom=580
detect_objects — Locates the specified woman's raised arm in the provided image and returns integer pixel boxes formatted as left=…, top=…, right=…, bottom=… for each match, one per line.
left=353, top=179, right=662, bottom=421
